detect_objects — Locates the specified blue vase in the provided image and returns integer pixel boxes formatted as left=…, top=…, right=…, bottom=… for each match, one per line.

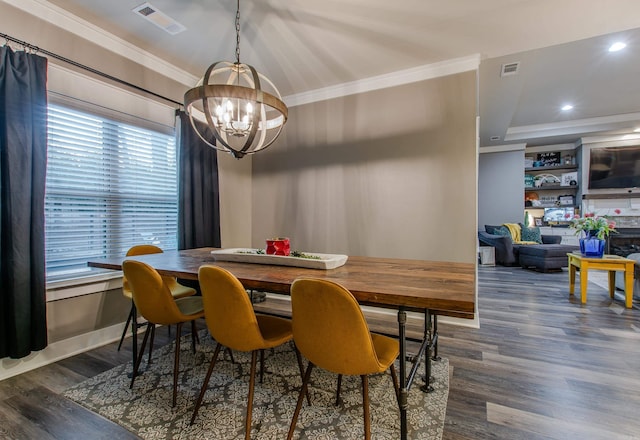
left=579, top=230, right=605, bottom=257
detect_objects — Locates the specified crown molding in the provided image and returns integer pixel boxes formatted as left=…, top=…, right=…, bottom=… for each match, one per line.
left=580, top=133, right=640, bottom=145
left=4, top=0, right=199, bottom=86
left=525, top=143, right=578, bottom=153
left=284, top=54, right=481, bottom=108
left=479, top=143, right=526, bottom=153
left=504, top=112, right=640, bottom=141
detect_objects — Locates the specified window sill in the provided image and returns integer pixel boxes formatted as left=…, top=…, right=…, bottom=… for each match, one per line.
left=46, top=269, right=123, bottom=302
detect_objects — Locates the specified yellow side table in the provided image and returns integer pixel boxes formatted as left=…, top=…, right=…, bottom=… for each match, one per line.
left=568, top=252, right=635, bottom=308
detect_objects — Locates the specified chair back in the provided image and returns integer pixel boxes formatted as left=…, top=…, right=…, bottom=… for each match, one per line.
left=291, top=278, right=383, bottom=375
left=198, top=265, right=265, bottom=352
left=123, top=245, right=163, bottom=296
left=122, top=260, right=185, bottom=325
left=123, top=245, right=183, bottom=295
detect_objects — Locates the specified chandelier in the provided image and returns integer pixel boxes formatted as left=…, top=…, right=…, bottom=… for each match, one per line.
left=184, top=0, right=288, bottom=159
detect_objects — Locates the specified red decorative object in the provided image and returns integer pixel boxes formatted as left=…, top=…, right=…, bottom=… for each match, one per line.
left=266, top=238, right=290, bottom=256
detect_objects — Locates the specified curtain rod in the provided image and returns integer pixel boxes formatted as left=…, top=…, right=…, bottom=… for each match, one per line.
left=0, top=32, right=183, bottom=108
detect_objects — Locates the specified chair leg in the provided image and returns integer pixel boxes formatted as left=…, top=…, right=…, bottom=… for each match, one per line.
left=336, top=374, right=343, bottom=405
left=293, top=345, right=311, bottom=406
left=190, top=343, right=223, bottom=425
left=287, top=362, right=314, bottom=440
left=117, top=303, right=135, bottom=351
left=225, top=347, right=236, bottom=364
left=245, top=351, right=258, bottom=440
left=172, top=322, right=184, bottom=408
left=259, top=349, right=265, bottom=383
left=389, top=364, right=400, bottom=404
left=361, top=375, right=371, bottom=440
left=131, top=304, right=139, bottom=375
left=191, top=320, right=198, bottom=353
left=130, top=323, right=153, bottom=389
left=147, top=324, right=156, bottom=365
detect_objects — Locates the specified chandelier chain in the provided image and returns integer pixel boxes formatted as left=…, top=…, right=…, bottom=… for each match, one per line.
left=235, top=0, right=241, bottom=65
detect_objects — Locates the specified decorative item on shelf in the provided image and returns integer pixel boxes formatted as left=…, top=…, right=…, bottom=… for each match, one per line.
left=524, top=174, right=535, bottom=187
left=536, top=152, right=561, bottom=167
left=563, top=154, right=576, bottom=165
left=560, top=172, right=578, bottom=187
left=569, top=211, right=620, bottom=258
left=266, top=237, right=290, bottom=256
left=183, top=0, right=288, bottom=159
left=533, top=174, right=561, bottom=187
left=524, top=191, right=538, bottom=207
left=524, top=157, right=534, bottom=168
left=540, top=195, right=557, bottom=206
left=558, top=195, right=575, bottom=206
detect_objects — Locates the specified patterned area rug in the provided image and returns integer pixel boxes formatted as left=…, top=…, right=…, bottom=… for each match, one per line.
left=64, top=332, right=448, bottom=439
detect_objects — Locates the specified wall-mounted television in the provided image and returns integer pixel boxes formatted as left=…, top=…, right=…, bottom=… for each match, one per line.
left=588, top=146, right=640, bottom=189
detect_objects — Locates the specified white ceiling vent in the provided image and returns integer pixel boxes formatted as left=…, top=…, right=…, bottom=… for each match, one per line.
left=500, top=62, right=520, bottom=77
left=132, top=2, right=186, bottom=35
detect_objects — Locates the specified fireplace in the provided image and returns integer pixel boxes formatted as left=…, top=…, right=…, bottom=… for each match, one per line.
left=608, top=228, right=640, bottom=257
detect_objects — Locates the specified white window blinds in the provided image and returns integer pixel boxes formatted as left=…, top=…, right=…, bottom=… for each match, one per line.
left=45, top=104, right=178, bottom=279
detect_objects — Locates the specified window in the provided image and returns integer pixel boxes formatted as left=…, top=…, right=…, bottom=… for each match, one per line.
left=45, top=104, right=178, bottom=280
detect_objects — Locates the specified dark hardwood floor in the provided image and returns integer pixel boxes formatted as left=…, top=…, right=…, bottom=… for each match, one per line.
left=1, top=266, right=639, bottom=439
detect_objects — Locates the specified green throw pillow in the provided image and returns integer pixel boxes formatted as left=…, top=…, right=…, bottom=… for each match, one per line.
left=494, top=226, right=511, bottom=238
left=521, top=226, right=542, bottom=244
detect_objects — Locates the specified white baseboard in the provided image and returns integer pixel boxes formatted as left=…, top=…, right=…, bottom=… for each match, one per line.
left=0, top=323, right=125, bottom=382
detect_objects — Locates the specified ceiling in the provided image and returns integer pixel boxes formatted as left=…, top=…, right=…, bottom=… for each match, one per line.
left=23, top=0, right=640, bottom=148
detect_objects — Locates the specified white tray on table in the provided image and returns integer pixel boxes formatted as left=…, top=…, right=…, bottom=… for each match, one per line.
left=210, top=248, right=348, bottom=270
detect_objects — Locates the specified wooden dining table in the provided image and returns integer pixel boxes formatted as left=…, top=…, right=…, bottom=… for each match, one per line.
left=88, top=247, right=475, bottom=440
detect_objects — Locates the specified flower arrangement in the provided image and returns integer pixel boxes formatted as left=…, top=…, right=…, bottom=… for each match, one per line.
left=566, top=210, right=619, bottom=240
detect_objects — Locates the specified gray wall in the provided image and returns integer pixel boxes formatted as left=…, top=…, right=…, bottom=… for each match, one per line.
left=47, top=290, right=129, bottom=342
left=478, top=150, right=525, bottom=229
left=251, top=72, right=478, bottom=264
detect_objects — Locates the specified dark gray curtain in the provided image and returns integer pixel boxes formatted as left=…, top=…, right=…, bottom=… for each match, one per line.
left=177, top=111, right=221, bottom=250
left=0, top=47, right=48, bottom=359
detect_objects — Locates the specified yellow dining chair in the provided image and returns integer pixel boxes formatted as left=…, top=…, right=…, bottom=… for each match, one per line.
left=287, top=278, right=400, bottom=440
left=191, top=265, right=304, bottom=440
left=122, top=260, right=204, bottom=407
left=118, top=244, right=197, bottom=363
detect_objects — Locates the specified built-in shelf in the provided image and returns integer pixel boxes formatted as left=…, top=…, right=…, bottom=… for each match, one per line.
left=525, top=204, right=577, bottom=209
left=525, top=165, right=578, bottom=172
left=525, top=185, right=578, bottom=191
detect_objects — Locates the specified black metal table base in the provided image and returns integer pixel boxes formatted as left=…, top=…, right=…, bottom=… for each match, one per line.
left=397, top=308, right=439, bottom=440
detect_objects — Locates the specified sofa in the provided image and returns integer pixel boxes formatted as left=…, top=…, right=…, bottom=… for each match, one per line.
left=615, top=253, right=640, bottom=299
left=478, top=224, right=578, bottom=271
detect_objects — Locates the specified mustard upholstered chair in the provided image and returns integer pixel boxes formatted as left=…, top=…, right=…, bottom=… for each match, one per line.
left=287, top=278, right=400, bottom=440
left=191, top=265, right=303, bottom=440
left=122, top=260, right=204, bottom=407
left=118, top=244, right=197, bottom=359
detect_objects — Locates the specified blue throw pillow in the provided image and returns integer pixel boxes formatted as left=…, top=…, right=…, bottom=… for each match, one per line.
left=521, top=226, right=542, bottom=244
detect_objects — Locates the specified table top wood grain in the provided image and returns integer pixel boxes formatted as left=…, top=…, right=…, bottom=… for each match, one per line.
left=88, top=247, right=476, bottom=318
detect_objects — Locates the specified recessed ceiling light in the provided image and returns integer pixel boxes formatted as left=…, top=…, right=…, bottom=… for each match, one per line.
left=609, top=42, right=626, bottom=52
left=561, top=104, right=573, bottom=111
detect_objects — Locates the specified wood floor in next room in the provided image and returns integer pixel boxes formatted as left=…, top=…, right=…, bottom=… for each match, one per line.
left=0, top=265, right=639, bottom=439
left=441, top=266, right=640, bottom=440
